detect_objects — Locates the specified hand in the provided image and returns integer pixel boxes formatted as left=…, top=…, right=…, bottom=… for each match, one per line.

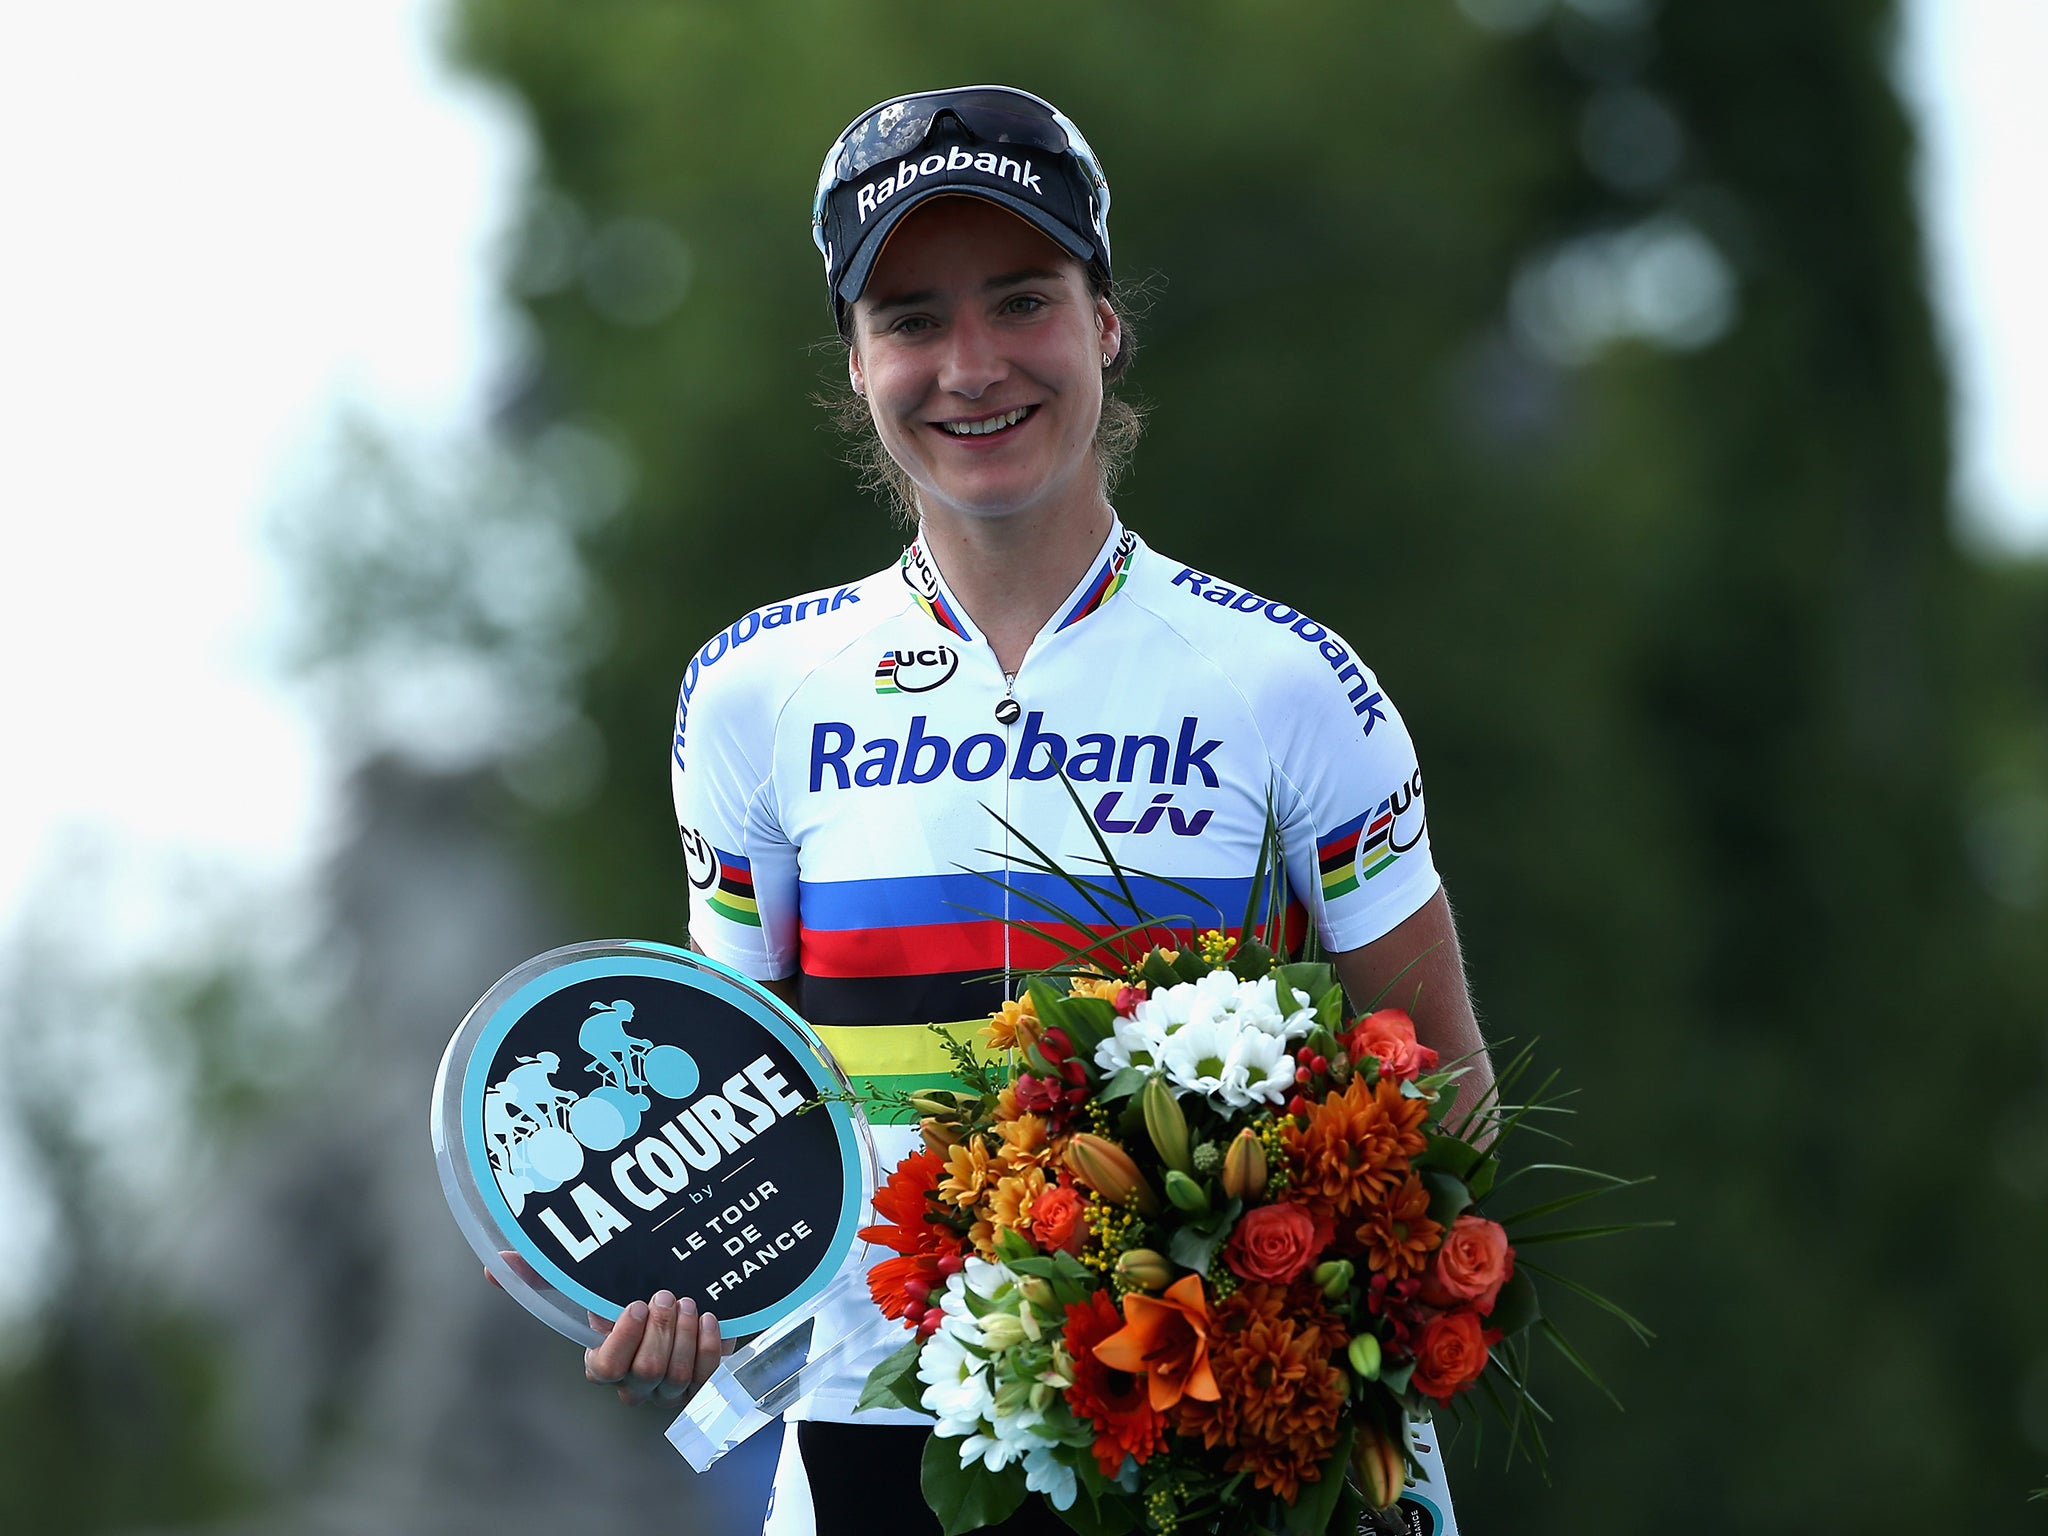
left=483, top=1256, right=724, bottom=1408
left=582, top=1290, right=724, bottom=1408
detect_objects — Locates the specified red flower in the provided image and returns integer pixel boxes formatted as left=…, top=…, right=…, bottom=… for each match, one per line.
left=1032, top=1184, right=1086, bottom=1254
left=859, top=1146, right=958, bottom=1328
left=1419, top=1215, right=1514, bottom=1316
left=1346, top=1008, right=1439, bottom=1083
left=1063, top=1289, right=1168, bottom=1475
left=865, top=1251, right=945, bottom=1326
left=858, top=1146, right=951, bottom=1256
left=1224, top=1202, right=1321, bottom=1285
left=1408, top=1308, right=1501, bottom=1404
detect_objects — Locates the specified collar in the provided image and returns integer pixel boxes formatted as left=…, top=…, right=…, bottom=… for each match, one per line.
left=898, top=514, right=1139, bottom=645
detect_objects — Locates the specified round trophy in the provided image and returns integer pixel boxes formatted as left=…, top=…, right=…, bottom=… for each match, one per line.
left=431, top=940, right=877, bottom=1346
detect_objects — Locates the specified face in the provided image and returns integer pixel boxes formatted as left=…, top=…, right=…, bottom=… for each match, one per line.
left=848, top=196, right=1120, bottom=530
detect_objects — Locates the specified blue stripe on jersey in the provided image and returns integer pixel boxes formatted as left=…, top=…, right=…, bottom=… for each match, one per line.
left=796, top=869, right=1275, bottom=933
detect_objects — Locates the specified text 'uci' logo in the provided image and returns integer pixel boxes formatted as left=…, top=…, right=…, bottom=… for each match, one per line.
left=679, top=825, right=717, bottom=891
left=874, top=645, right=958, bottom=695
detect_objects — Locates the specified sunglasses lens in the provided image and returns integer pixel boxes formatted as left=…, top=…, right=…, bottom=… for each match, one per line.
left=834, top=91, right=1070, bottom=182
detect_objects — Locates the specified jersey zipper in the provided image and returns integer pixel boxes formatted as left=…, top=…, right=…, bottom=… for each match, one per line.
left=1000, top=671, right=1017, bottom=996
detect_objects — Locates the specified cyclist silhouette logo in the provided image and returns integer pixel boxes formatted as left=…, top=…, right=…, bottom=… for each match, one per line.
left=480, top=1003, right=701, bottom=1211
left=482, top=1051, right=586, bottom=1215
left=570, top=997, right=702, bottom=1151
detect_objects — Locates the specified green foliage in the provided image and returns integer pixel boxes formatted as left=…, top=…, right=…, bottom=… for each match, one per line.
left=920, top=1429, right=1027, bottom=1536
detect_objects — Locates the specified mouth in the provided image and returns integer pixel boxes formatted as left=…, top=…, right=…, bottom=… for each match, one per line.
left=934, top=405, right=1035, bottom=439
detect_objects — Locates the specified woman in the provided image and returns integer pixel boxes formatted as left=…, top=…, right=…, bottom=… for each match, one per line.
left=587, top=86, right=1491, bottom=1534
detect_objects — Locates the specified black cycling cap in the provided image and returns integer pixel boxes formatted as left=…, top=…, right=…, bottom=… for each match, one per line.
left=812, top=86, right=1113, bottom=334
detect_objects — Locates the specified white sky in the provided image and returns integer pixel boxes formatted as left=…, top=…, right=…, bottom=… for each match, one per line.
left=0, top=0, right=2041, bottom=946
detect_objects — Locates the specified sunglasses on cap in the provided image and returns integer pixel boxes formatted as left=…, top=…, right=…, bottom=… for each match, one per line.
left=811, top=85, right=1113, bottom=275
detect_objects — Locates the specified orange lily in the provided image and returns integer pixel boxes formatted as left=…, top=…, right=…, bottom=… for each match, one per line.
left=1091, top=1273, right=1220, bottom=1412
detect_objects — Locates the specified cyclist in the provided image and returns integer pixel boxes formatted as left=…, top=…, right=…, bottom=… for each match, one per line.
left=584, top=86, right=1492, bottom=1534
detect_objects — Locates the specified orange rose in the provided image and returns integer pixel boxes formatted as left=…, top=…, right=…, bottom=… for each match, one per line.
left=1408, top=1308, right=1497, bottom=1403
left=1351, top=1009, right=1438, bottom=1082
left=1224, top=1201, right=1320, bottom=1285
left=1032, top=1184, right=1086, bottom=1254
left=1419, top=1214, right=1514, bottom=1315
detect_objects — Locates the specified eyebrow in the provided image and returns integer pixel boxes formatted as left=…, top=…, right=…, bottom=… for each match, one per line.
left=867, top=267, right=1069, bottom=316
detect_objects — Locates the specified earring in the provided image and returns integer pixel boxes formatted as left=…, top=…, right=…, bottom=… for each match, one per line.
left=1102, top=352, right=1114, bottom=368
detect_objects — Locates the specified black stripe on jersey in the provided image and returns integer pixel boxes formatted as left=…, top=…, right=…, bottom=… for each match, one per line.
left=797, top=969, right=1007, bottom=1028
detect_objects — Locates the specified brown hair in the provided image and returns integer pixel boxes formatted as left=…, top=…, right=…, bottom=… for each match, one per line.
left=820, top=272, right=1149, bottom=528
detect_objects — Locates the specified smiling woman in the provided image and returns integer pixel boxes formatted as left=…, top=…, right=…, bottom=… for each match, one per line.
left=567, top=85, right=1492, bottom=1536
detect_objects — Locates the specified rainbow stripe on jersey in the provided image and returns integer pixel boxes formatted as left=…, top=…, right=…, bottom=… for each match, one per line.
left=706, top=848, right=761, bottom=927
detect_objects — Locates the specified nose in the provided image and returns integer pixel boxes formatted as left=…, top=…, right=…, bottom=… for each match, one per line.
left=935, top=310, right=1007, bottom=399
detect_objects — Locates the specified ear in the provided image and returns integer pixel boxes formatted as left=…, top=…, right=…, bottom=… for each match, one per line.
left=848, top=345, right=867, bottom=397
left=1095, top=296, right=1121, bottom=369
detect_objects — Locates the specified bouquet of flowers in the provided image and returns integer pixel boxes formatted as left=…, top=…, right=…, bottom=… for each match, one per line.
left=850, top=915, right=1652, bottom=1536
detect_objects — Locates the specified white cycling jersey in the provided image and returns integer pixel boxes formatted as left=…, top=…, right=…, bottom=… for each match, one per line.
left=669, top=513, right=1439, bottom=1422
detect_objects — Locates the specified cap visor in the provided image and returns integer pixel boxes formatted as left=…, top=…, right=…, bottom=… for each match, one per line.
left=835, top=184, right=1096, bottom=310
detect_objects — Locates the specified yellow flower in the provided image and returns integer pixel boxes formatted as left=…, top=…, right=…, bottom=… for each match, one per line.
left=985, top=994, right=1042, bottom=1053
left=995, top=1113, right=1058, bottom=1172
left=1066, top=972, right=1123, bottom=1003
left=987, top=1165, right=1049, bottom=1238
left=938, top=1137, right=996, bottom=1209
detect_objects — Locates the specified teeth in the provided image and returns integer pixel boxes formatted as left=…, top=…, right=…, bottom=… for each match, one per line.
left=940, top=407, right=1028, bottom=437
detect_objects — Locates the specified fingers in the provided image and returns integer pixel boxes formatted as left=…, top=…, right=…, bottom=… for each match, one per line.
left=625, top=1290, right=681, bottom=1404
left=487, top=1250, right=546, bottom=1292
left=583, top=1293, right=722, bottom=1407
left=655, top=1300, right=722, bottom=1403
left=585, top=1299, right=649, bottom=1395
left=689, top=1308, right=723, bottom=1392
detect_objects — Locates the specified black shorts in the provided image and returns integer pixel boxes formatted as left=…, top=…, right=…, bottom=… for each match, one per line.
left=795, top=1422, right=1071, bottom=1535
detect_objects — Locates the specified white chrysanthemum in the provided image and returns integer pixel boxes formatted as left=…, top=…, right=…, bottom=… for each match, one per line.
left=1023, top=1444, right=1079, bottom=1510
left=958, top=1396, right=1046, bottom=1473
left=1233, top=975, right=1318, bottom=1042
left=938, top=1256, right=1012, bottom=1331
left=1094, top=1006, right=1164, bottom=1075
left=1159, top=1001, right=1299, bottom=1108
left=918, top=1322, right=992, bottom=1437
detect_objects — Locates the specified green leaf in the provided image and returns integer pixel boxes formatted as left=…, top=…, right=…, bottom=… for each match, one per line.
left=1227, top=936, right=1274, bottom=978
left=1487, top=1264, right=1542, bottom=1337
left=1285, top=1421, right=1355, bottom=1535
left=1377, top=1359, right=1414, bottom=1396
left=1171, top=948, right=1209, bottom=983
left=1513, top=1220, right=1673, bottom=1246
left=1332, top=1476, right=1366, bottom=1536
left=855, top=1334, right=929, bottom=1415
left=1027, top=978, right=1072, bottom=1033
left=1421, top=1168, right=1473, bottom=1228
left=1495, top=1173, right=1658, bottom=1229
left=1140, top=951, right=1183, bottom=990
left=1416, top=1132, right=1482, bottom=1179
left=1060, top=994, right=1117, bottom=1056
left=921, top=1433, right=1029, bottom=1536
left=1538, top=1317, right=1623, bottom=1411
left=1055, top=1479, right=1137, bottom=1536
left=1168, top=1216, right=1233, bottom=1275
left=1270, top=961, right=1335, bottom=1007
left=1466, top=1155, right=1497, bottom=1201
left=1315, top=984, right=1346, bottom=1029
left=1517, top=1259, right=1656, bottom=1344
left=1099, top=1066, right=1149, bottom=1102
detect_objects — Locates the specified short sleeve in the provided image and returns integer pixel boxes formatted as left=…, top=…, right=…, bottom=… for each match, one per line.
left=1270, top=647, right=1441, bottom=955
left=670, top=649, right=799, bottom=979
